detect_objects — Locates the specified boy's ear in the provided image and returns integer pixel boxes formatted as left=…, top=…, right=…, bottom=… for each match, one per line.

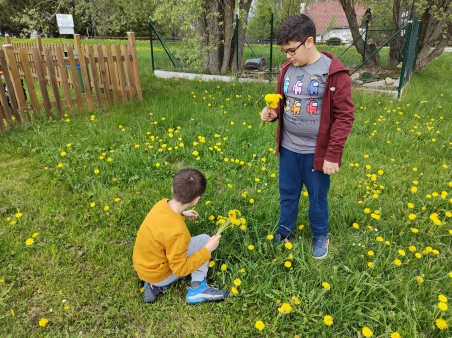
left=191, top=196, right=201, bottom=206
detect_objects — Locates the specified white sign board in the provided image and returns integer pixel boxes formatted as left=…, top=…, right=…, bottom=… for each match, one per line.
left=56, top=14, right=75, bottom=35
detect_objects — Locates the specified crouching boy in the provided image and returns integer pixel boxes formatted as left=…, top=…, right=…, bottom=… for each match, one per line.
left=133, top=168, right=228, bottom=304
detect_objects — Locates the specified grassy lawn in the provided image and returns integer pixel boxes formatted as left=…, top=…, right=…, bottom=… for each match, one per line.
left=0, top=41, right=451, bottom=337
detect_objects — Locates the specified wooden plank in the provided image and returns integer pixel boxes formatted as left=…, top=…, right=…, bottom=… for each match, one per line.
left=44, top=47, right=64, bottom=118
left=0, top=45, right=22, bottom=123
left=127, top=32, right=142, bottom=100
left=87, top=45, right=102, bottom=109
left=55, top=46, right=74, bottom=116
left=5, top=35, right=11, bottom=44
left=0, top=53, right=14, bottom=129
left=66, top=45, right=84, bottom=113
left=36, top=36, right=47, bottom=78
left=122, top=44, right=135, bottom=103
left=31, top=48, right=52, bottom=118
left=113, top=44, right=127, bottom=103
left=96, top=45, right=111, bottom=108
left=0, top=106, right=5, bottom=133
left=105, top=44, right=119, bottom=106
left=19, top=48, right=41, bottom=119
left=75, top=36, right=94, bottom=111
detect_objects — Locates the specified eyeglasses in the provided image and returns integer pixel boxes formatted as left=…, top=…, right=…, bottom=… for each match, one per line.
left=280, top=38, right=309, bottom=56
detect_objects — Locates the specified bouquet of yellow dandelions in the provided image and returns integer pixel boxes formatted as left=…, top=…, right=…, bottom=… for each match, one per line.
left=260, top=93, right=282, bottom=128
left=215, top=209, right=245, bottom=235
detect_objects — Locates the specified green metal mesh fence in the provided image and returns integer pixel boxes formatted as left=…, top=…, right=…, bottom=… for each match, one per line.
left=398, top=16, right=422, bottom=96
left=149, top=12, right=421, bottom=95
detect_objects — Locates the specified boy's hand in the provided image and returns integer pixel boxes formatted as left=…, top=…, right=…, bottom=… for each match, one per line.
left=205, top=235, right=221, bottom=253
left=183, top=209, right=199, bottom=220
left=261, top=107, right=277, bottom=121
left=323, top=160, right=339, bottom=175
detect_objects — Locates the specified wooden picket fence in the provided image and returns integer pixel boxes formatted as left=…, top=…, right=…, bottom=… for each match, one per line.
left=0, top=33, right=142, bottom=133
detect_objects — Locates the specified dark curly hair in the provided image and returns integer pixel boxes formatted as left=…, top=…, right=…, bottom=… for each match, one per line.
left=277, top=14, right=317, bottom=45
left=172, top=168, right=206, bottom=203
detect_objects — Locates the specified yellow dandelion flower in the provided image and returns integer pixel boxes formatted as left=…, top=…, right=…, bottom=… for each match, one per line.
left=435, top=318, right=448, bottom=330
left=323, top=315, right=333, bottom=326
left=438, top=302, right=448, bottom=311
left=398, top=249, right=406, bottom=256
left=233, top=279, right=241, bottom=286
left=221, top=264, right=227, bottom=271
left=104, top=205, right=110, bottom=211
left=438, top=294, right=448, bottom=303
left=25, top=238, right=34, bottom=246
left=255, top=320, right=265, bottom=331
left=284, top=261, right=292, bottom=268
left=362, top=327, right=373, bottom=337
left=231, top=287, right=239, bottom=294
left=353, top=223, right=359, bottom=229
left=390, top=333, right=401, bottom=338
left=267, top=234, right=274, bottom=240
left=284, top=242, right=293, bottom=250
left=248, top=244, right=255, bottom=250
left=322, top=282, right=331, bottom=291
left=208, top=261, right=215, bottom=268
left=39, top=318, right=49, bottom=327
left=416, top=276, right=424, bottom=283
left=394, top=259, right=402, bottom=266
left=94, top=169, right=100, bottom=174
left=376, top=236, right=384, bottom=242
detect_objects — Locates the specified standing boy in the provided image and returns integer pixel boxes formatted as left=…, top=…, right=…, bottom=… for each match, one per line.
left=133, top=168, right=228, bottom=304
left=261, top=14, right=355, bottom=259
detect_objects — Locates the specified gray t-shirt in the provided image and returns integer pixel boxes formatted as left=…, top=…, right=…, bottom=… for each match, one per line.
left=281, top=53, right=332, bottom=154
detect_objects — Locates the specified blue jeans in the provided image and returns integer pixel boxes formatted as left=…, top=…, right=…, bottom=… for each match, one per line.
left=278, top=147, right=330, bottom=238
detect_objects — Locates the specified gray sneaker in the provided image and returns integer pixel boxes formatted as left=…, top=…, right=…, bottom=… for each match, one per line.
left=142, top=282, right=167, bottom=303
left=313, top=235, right=329, bottom=259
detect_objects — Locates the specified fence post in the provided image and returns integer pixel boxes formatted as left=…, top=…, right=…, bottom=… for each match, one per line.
left=1, top=45, right=22, bottom=123
left=127, top=32, right=142, bottom=101
left=362, top=21, right=369, bottom=63
left=35, top=35, right=47, bottom=78
left=5, top=34, right=11, bottom=44
left=235, top=14, right=239, bottom=76
left=269, top=13, right=274, bottom=84
left=148, top=19, right=155, bottom=74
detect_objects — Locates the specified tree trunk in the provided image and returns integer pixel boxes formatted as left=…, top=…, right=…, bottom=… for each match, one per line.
left=221, top=0, right=235, bottom=74
left=205, top=0, right=222, bottom=74
left=229, top=0, right=252, bottom=73
left=339, top=0, right=379, bottom=66
left=415, top=3, right=452, bottom=71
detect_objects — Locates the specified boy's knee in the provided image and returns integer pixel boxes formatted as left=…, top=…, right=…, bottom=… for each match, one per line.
left=199, top=234, right=210, bottom=245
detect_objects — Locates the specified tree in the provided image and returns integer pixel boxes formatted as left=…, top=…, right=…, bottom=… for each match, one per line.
left=340, top=0, right=452, bottom=70
left=246, top=0, right=314, bottom=41
left=153, top=0, right=253, bottom=74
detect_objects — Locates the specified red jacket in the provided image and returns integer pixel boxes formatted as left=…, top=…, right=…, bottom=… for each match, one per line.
left=273, top=52, right=355, bottom=171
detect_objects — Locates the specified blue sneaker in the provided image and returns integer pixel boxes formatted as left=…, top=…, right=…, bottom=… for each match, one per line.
left=313, top=235, right=329, bottom=259
left=186, top=280, right=229, bottom=304
left=142, top=282, right=167, bottom=303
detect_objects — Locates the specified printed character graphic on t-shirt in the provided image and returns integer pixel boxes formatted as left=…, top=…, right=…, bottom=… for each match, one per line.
left=292, top=99, right=301, bottom=115
left=283, top=76, right=290, bottom=94
left=306, top=97, right=318, bottom=115
left=292, top=76, right=304, bottom=95
left=307, top=76, right=319, bottom=95
left=284, top=98, right=290, bottom=112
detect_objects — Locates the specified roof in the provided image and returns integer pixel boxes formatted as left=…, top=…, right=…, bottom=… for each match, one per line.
left=304, top=1, right=366, bottom=35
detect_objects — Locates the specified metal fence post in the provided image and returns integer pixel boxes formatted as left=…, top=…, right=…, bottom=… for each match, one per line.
left=235, top=14, right=239, bottom=76
left=269, top=13, right=273, bottom=84
left=363, top=21, right=369, bottom=63
left=148, top=19, right=155, bottom=74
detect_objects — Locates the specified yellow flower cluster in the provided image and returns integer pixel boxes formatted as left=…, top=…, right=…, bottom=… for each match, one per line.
left=215, top=209, right=245, bottom=235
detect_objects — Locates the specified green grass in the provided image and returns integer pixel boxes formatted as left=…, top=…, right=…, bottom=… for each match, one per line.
left=0, top=44, right=451, bottom=337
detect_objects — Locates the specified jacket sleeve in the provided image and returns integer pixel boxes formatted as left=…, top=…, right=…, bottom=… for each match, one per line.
left=165, top=232, right=211, bottom=277
left=324, top=72, right=355, bottom=164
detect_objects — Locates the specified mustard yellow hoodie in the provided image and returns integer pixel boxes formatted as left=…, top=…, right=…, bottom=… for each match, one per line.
left=133, top=199, right=211, bottom=283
